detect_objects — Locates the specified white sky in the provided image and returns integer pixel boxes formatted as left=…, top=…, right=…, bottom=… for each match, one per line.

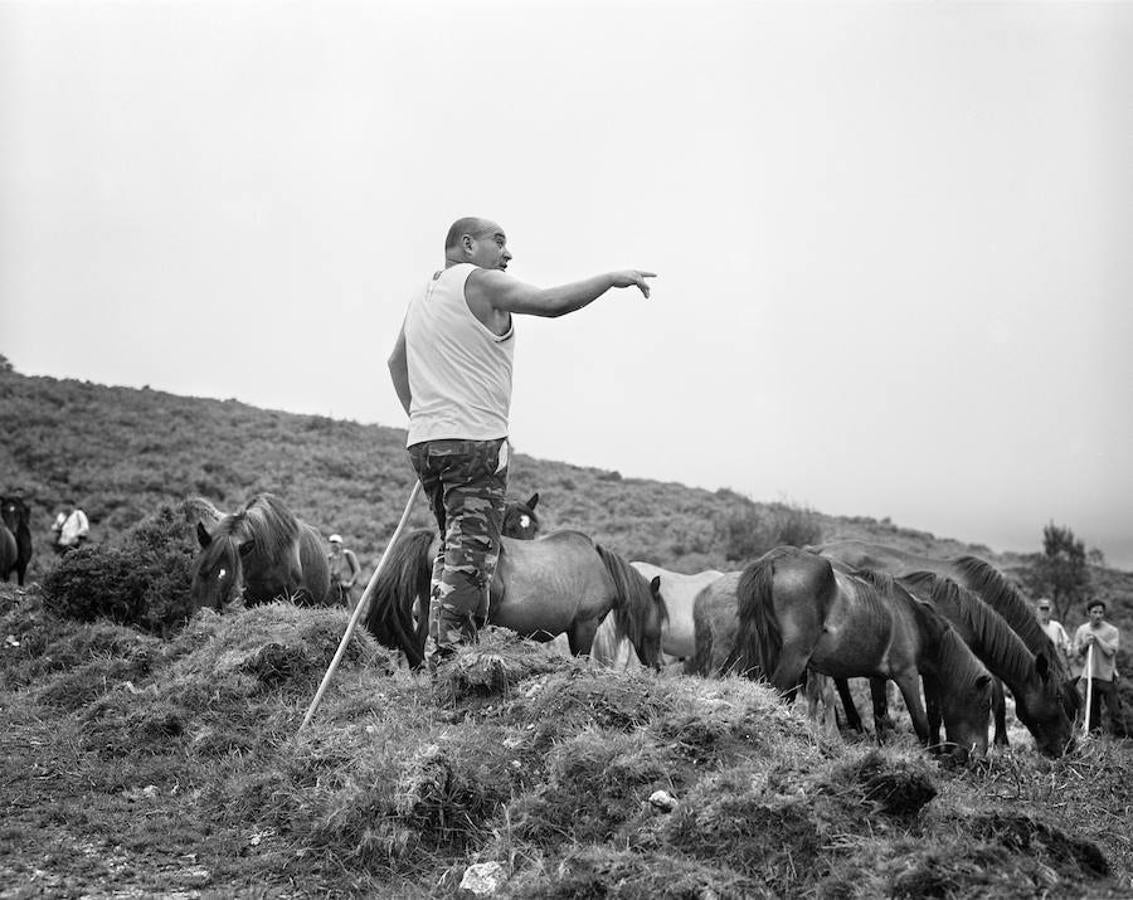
left=2, top=1, right=1130, bottom=566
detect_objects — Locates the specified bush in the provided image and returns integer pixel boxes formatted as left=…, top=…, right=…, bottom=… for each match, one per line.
left=42, top=503, right=199, bottom=635
left=720, top=502, right=822, bottom=563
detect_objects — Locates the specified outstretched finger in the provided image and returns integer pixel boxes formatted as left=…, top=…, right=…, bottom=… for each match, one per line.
left=639, top=271, right=656, bottom=298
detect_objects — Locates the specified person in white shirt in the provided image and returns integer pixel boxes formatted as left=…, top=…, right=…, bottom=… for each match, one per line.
left=51, top=499, right=90, bottom=555
left=1036, top=597, right=1072, bottom=664
left=387, top=217, right=653, bottom=664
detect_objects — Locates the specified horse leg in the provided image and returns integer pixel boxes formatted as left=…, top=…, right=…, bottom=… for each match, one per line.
left=567, top=619, right=600, bottom=658
left=991, top=677, right=1009, bottom=747
left=806, top=671, right=840, bottom=738
left=869, top=677, right=897, bottom=739
left=834, top=678, right=863, bottom=732
left=892, top=672, right=932, bottom=747
left=922, top=674, right=944, bottom=749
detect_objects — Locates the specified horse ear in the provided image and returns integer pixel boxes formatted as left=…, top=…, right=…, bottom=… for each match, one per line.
left=1035, top=653, right=1050, bottom=680
left=239, top=539, right=255, bottom=558
left=527, top=493, right=539, bottom=510
left=976, top=674, right=993, bottom=692
left=650, top=575, right=662, bottom=593
left=196, top=522, right=212, bottom=549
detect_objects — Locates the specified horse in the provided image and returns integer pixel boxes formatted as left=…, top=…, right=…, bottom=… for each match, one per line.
left=896, top=569, right=1075, bottom=756
left=813, top=540, right=1080, bottom=724
left=589, top=563, right=725, bottom=669
left=688, top=571, right=841, bottom=735
left=502, top=492, right=541, bottom=540
left=190, top=493, right=332, bottom=610
left=735, top=546, right=992, bottom=758
left=363, top=528, right=668, bottom=671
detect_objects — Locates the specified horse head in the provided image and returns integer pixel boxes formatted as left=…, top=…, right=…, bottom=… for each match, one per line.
left=503, top=492, right=540, bottom=540
left=928, top=619, right=993, bottom=761
left=633, top=574, right=669, bottom=671
left=0, top=496, right=30, bottom=530
left=191, top=519, right=252, bottom=610
left=1014, top=651, right=1077, bottom=757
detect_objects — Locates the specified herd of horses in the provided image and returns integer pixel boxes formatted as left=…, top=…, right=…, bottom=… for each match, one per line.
left=177, top=491, right=1081, bottom=761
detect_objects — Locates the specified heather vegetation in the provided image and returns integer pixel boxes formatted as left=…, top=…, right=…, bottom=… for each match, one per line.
left=2, top=361, right=1132, bottom=896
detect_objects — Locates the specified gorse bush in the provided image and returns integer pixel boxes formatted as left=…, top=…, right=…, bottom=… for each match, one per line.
left=42, top=503, right=199, bottom=635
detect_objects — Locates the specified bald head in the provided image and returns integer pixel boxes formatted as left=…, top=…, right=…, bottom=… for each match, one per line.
left=443, top=217, right=511, bottom=270
left=445, top=217, right=494, bottom=253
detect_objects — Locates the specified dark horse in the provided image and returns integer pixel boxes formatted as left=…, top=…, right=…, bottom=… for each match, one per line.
left=191, top=493, right=332, bottom=610
left=0, top=495, right=32, bottom=586
left=364, top=528, right=668, bottom=671
left=814, top=540, right=1081, bottom=729
left=735, top=546, right=992, bottom=758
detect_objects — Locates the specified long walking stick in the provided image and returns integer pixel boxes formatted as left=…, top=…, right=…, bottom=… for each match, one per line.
left=1082, top=644, right=1095, bottom=737
left=300, top=480, right=422, bottom=733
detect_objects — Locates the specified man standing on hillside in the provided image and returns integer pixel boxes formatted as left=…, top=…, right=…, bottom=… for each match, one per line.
left=388, top=217, right=654, bottom=665
left=1072, top=599, right=1122, bottom=734
left=1036, top=597, right=1072, bottom=665
left=51, top=499, right=90, bottom=555
left=326, top=534, right=361, bottom=608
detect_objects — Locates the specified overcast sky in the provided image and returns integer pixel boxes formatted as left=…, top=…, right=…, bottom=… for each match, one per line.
left=2, top=1, right=1130, bottom=568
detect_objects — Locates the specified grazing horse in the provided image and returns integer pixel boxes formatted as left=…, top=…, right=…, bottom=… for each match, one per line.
left=688, top=571, right=841, bottom=735
left=896, top=570, right=1075, bottom=756
left=814, top=540, right=1080, bottom=724
left=191, top=493, right=332, bottom=610
left=735, top=546, right=992, bottom=757
left=590, top=563, right=726, bottom=669
left=0, top=496, right=32, bottom=585
left=363, top=528, right=668, bottom=671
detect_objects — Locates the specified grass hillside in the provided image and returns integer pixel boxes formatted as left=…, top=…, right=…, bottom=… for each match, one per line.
left=0, top=364, right=1101, bottom=573
left=2, top=363, right=1133, bottom=896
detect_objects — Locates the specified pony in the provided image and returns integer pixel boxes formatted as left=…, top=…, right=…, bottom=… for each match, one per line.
left=688, top=571, right=841, bottom=736
left=0, top=495, right=32, bottom=586
left=363, top=528, right=668, bottom=671
left=735, top=546, right=992, bottom=758
left=589, top=563, right=725, bottom=669
left=814, top=540, right=1080, bottom=724
left=191, top=493, right=332, bottom=610
left=898, top=569, right=1074, bottom=756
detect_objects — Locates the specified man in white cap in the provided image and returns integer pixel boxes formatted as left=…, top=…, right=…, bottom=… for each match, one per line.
left=326, top=534, right=360, bottom=608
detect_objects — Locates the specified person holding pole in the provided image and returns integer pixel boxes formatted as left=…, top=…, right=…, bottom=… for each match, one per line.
left=1072, top=599, right=1121, bottom=734
left=387, top=217, right=654, bottom=666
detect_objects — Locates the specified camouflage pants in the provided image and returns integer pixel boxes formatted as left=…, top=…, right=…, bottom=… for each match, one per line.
left=408, top=438, right=509, bottom=661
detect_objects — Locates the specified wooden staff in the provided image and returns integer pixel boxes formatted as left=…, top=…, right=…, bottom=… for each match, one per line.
left=300, top=480, right=422, bottom=733
left=1082, top=644, right=1095, bottom=737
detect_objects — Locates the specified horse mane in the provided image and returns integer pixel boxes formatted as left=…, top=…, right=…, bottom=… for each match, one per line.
left=733, top=547, right=810, bottom=680
left=215, top=493, right=301, bottom=573
left=183, top=496, right=224, bottom=530
left=951, top=557, right=1067, bottom=673
left=901, top=570, right=1036, bottom=691
left=596, top=544, right=668, bottom=656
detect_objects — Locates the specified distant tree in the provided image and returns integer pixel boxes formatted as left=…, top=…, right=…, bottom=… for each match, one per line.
left=1087, top=547, right=1106, bottom=567
left=1033, top=522, right=1091, bottom=622
left=0, top=353, right=12, bottom=373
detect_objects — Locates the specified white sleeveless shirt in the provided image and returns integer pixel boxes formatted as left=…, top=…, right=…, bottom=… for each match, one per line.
left=404, top=263, right=515, bottom=446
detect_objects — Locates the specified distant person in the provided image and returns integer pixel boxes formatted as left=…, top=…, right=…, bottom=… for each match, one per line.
left=51, top=500, right=89, bottom=555
left=326, top=534, right=360, bottom=608
left=387, top=216, right=654, bottom=665
left=1072, top=599, right=1122, bottom=735
left=1036, top=597, right=1072, bottom=664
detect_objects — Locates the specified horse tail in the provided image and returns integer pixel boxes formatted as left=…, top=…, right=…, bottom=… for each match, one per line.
left=595, top=544, right=664, bottom=654
left=735, top=553, right=780, bottom=679
left=362, top=528, right=435, bottom=668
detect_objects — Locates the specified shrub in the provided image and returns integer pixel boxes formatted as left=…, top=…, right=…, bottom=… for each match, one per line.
left=42, top=503, right=199, bottom=635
